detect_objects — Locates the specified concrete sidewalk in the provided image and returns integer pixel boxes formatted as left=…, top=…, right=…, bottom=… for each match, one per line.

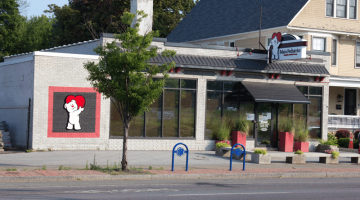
left=1, top=150, right=360, bottom=182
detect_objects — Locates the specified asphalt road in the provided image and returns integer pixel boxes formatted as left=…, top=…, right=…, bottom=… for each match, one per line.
left=0, top=178, right=360, bottom=199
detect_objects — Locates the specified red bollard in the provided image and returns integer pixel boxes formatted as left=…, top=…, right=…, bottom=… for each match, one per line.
left=349, top=134, right=354, bottom=149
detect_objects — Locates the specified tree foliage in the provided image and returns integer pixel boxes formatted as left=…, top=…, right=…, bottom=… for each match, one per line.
left=153, top=0, right=198, bottom=38
left=0, top=0, right=23, bottom=61
left=46, top=0, right=198, bottom=47
left=0, top=0, right=54, bottom=61
left=84, top=11, right=176, bottom=170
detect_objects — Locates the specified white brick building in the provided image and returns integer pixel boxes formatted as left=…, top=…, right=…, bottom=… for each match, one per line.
left=0, top=33, right=330, bottom=151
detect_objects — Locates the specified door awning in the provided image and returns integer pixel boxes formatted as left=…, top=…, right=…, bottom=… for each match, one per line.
left=242, top=82, right=310, bottom=104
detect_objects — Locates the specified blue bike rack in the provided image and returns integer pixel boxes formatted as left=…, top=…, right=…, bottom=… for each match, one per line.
left=172, top=143, right=189, bottom=171
left=229, top=143, right=246, bottom=171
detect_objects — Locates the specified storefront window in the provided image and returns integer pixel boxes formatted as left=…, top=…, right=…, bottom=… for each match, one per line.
left=297, top=86, right=323, bottom=139
left=206, top=81, right=254, bottom=139
left=110, top=79, right=196, bottom=138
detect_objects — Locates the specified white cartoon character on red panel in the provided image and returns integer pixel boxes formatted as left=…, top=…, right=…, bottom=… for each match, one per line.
left=269, top=32, right=282, bottom=60
left=64, top=95, right=85, bottom=130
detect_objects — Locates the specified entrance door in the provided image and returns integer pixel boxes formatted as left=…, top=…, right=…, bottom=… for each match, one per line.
left=255, top=103, right=274, bottom=147
left=345, top=89, right=357, bottom=115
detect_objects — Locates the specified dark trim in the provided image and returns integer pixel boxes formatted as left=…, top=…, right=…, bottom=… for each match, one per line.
left=234, top=73, right=265, bottom=79
left=183, top=70, right=217, bottom=76
left=279, top=42, right=307, bottom=48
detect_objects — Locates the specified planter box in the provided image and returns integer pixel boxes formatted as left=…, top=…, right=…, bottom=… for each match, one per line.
left=319, top=156, right=339, bottom=164
left=286, top=154, right=306, bottom=164
left=215, top=147, right=231, bottom=157
left=316, top=144, right=339, bottom=153
left=231, top=131, right=246, bottom=148
left=294, top=142, right=309, bottom=152
left=279, top=132, right=294, bottom=152
left=251, top=154, right=271, bottom=164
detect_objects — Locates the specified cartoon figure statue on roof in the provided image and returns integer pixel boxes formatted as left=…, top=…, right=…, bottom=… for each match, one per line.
left=269, top=32, right=282, bottom=60
left=64, top=95, right=85, bottom=130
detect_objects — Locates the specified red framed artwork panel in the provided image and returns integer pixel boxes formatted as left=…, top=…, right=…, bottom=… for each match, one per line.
left=47, top=86, right=101, bottom=138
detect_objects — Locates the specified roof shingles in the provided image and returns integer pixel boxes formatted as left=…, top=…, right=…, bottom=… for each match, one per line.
left=167, top=0, right=308, bottom=43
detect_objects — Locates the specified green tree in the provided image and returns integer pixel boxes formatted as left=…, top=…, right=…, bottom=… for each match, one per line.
left=84, top=11, right=176, bottom=170
left=153, top=0, right=198, bottom=38
left=0, top=0, right=23, bottom=61
left=19, top=15, right=55, bottom=53
left=46, top=0, right=198, bottom=46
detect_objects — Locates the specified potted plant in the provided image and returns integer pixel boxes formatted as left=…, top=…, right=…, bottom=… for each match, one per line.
left=251, top=149, right=271, bottom=164
left=231, top=117, right=249, bottom=148
left=278, top=116, right=295, bottom=152
left=294, top=118, right=309, bottom=152
left=215, top=142, right=231, bottom=156
left=212, top=121, right=231, bottom=146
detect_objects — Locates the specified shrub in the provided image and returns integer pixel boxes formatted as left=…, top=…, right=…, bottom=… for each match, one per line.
left=261, top=140, right=270, bottom=145
left=338, top=138, right=350, bottom=148
left=335, top=129, right=350, bottom=139
left=354, top=139, right=359, bottom=149
left=294, top=118, right=309, bottom=142
left=353, top=130, right=360, bottom=140
left=324, top=150, right=340, bottom=158
left=254, top=149, right=267, bottom=155
left=295, top=150, right=304, bottom=155
left=279, top=116, right=294, bottom=134
left=212, top=121, right=231, bottom=141
left=234, top=117, right=249, bottom=135
left=216, top=142, right=231, bottom=148
left=318, top=133, right=338, bottom=146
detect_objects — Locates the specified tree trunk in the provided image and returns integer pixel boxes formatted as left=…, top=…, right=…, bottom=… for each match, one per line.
left=121, top=119, right=130, bottom=170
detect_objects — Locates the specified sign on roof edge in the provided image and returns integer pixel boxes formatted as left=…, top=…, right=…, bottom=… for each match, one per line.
left=268, top=32, right=307, bottom=63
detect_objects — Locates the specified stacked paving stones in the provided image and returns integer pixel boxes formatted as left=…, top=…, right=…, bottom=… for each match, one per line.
left=0, top=130, right=4, bottom=151
left=0, top=130, right=11, bottom=150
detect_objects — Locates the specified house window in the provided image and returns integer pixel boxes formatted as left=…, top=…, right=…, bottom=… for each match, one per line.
left=229, top=42, right=235, bottom=47
left=332, top=39, right=337, bottom=66
left=350, top=0, right=357, bottom=19
left=327, top=0, right=334, bottom=16
left=356, top=42, right=360, bottom=67
left=336, top=0, right=347, bottom=18
left=327, top=0, right=357, bottom=19
left=110, top=79, right=196, bottom=138
left=312, top=37, right=326, bottom=52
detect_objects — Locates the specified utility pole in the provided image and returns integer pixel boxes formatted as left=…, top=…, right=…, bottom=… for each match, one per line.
left=259, top=6, right=262, bottom=50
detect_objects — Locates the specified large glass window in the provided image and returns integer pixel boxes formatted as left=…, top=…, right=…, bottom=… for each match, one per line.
left=206, top=81, right=254, bottom=139
left=327, top=0, right=334, bottom=16
left=337, top=0, right=347, bottom=18
left=110, top=79, right=196, bottom=138
left=297, top=86, right=323, bottom=139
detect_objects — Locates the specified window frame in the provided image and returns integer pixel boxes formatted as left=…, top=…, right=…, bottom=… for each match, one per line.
left=332, top=39, right=338, bottom=66
left=326, top=0, right=335, bottom=17
left=325, top=0, right=358, bottom=20
left=109, top=78, right=197, bottom=139
left=356, top=41, right=360, bottom=68
left=312, top=37, right=327, bottom=52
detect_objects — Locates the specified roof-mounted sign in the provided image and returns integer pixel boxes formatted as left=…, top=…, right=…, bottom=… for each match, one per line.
left=268, top=32, right=307, bottom=63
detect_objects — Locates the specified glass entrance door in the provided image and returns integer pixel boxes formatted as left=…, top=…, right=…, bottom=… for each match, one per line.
left=255, top=103, right=274, bottom=147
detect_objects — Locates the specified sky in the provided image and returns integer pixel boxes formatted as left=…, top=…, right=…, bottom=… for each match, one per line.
left=23, top=0, right=69, bottom=17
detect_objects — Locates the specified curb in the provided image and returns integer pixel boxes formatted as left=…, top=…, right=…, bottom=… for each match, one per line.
left=2, top=172, right=360, bottom=182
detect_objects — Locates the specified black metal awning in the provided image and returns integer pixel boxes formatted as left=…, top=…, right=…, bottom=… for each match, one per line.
left=242, top=82, right=310, bottom=104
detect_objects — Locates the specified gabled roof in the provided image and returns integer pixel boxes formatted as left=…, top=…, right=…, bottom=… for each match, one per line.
left=150, top=55, right=329, bottom=75
left=167, top=0, right=308, bottom=43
